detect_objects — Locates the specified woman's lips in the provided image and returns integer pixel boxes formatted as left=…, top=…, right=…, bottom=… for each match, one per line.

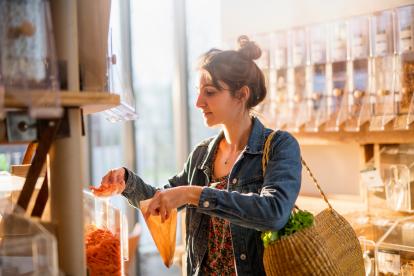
left=203, top=112, right=212, bottom=117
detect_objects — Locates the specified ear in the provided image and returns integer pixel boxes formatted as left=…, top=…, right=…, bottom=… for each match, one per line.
left=238, top=86, right=250, bottom=104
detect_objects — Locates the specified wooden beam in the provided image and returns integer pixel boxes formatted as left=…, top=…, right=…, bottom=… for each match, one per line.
left=292, top=122, right=414, bottom=145
left=4, top=91, right=120, bottom=114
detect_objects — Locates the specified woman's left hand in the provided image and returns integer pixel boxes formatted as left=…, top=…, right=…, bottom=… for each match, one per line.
left=144, top=186, right=203, bottom=223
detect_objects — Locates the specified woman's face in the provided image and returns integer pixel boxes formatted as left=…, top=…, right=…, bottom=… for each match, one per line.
left=196, top=71, right=245, bottom=127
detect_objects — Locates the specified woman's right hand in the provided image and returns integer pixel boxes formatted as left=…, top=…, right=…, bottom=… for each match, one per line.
left=90, top=168, right=126, bottom=197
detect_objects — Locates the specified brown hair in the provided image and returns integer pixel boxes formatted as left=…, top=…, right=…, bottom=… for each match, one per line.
left=198, top=35, right=267, bottom=109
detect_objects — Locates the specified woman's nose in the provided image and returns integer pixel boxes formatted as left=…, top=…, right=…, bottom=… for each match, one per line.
left=195, top=93, right=205, bottom=108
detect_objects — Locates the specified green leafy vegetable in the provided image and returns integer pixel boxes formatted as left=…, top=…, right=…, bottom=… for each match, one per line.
left=261, top=209, right=314, bottom=248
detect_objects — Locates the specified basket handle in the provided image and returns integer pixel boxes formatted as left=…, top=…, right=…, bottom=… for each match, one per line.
left=262, top=132, right=333, bottom=211
left=300, top=158, right=333, bottom=210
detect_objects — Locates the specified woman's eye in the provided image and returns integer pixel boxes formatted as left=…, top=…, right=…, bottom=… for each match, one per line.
left=205, top=90, right=216, bottom=96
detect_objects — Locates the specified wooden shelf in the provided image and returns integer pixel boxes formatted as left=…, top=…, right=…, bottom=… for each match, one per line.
left=291, top=120, right=414, bottom=145
left=4, top=91, right=120, bottom=115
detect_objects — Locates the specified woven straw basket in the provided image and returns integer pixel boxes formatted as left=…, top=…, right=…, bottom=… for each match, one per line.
left=262, top=132, right=365, bottom=276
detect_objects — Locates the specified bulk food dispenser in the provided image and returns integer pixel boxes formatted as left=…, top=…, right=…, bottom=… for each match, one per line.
left=78, top=0, right=137, bottom=122
left=263, top=34, right=276, bottom=125
left=0, top=0, right=61, bottom=118
left=325, top=20, right=349, bottom=131
left=251, top=33, right=271, bottom=124
left=375, top=216, right=414, bottom=275
left=305, top=24, right=329, bottom=132
left=344, top=15, right=372, bottom=132
left=352, top=217, right=396, bottom=276
left=83, top=191, right=128, bottom=276
left=394, top=5, right=414, bottom=130
left=286, top=28, right=309, bottom=132
left=370, top=10, right=397, bottom=131
left=272, top=31, right=290, bottom=130
left=0, top=198, right=58, bottom=275
left=355, top=143, right=414, bottom=275
left=379, top=144, right=414, bottom=213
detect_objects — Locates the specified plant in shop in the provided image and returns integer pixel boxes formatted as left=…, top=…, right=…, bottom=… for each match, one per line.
left=261, top=209, right=314, bottom=248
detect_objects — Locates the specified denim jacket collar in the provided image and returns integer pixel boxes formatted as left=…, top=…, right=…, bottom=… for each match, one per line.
left=198, top=117, right=267, bottom=171
left=244, top=117, right=267, bottom=155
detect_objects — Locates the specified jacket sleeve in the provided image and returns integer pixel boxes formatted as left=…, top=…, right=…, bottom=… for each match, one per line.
left=121, top=145, right=202, bottom=209
left=195, top=131, right=302, bottom=231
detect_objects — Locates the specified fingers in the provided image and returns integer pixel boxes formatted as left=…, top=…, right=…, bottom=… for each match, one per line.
left=90, top=168, right=126, bottom=197
left=159, top=205, right=167, bottom=223
left=101, top=171, right=112, bottom=185
left=89, top=185, right=109, bottom=196
left=115, top=172, right=124, bottom=184
left=144, top=191, right=172, bottom=223
left=163, top=208, right=171, bottom=222
left=145, top=191, right=160, bottom=218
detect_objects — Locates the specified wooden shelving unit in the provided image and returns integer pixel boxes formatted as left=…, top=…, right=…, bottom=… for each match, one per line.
left=2, top=90, right=121, bottom=275
left=4, top=91, right=120, bottom=114
left=291, top=120, right=414, bottom=145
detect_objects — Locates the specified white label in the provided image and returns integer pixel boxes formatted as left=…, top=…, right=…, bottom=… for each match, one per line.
left=352, top=36, right=367, bottom=58
left=353, top=46, right=364, bottom=58
left=377, top=251, right=400, bottom=275
left=400, top=28, right=412, bottom=40
left=352, top=36, right=363, bottom=47
left=400, top=28, right=413, bottom=52
left=312, top=43, right=324, bottom=63
left=276, top=50, right=286, bottom=68
left=293, top=45, right=304, bottom=66
left=332, top=40, right=346, bottom=61
left=360, top=168, right=384, bottom=188
left=376, top=33, right=388, bottom=55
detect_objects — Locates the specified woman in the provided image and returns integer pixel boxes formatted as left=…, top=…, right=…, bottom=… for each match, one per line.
left=91, top=36, right=302, bottom=276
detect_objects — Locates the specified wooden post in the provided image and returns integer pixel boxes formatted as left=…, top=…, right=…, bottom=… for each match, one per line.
left=49, top=0, right=86, bottom=274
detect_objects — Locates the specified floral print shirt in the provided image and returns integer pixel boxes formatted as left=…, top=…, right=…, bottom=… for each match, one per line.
left=201, top=172, right=236, bottom=275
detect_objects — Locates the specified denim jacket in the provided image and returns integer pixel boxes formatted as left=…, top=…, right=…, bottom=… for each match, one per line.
left=122, top=117, right=302, bottom=275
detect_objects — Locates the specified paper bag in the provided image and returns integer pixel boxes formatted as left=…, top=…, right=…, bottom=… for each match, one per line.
left=139, top=199, right=177, bottom=267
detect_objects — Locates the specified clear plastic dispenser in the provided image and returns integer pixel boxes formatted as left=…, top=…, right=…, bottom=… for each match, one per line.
left=351, top=215, right=395, bottom=276
left=272, top=31, right=290, bottom=130
left=305, top=24, right=329, bottom=132
left=105, top=6, right=137, bottom=122
left=394, top=5, right=414, bottom=130
left=370, top=10, right=397, bottom=131
left=375, top=216, right=414, bottom=275
left=252, top=33, right=271, bottom=125
left=0, top=0, right=62, bottom=118
left=83, top=191, right=128, bottom=276
left=0, top=198, right=59, bottom=275
left=345, top=15, right=372, bottom=132
left=78, top=0, right=137, bottom=122
left=286, top=28, right=309, bottom=132
left=379, top=144, right=414, bottom=213
left=325, top=20, right=349, bottom=131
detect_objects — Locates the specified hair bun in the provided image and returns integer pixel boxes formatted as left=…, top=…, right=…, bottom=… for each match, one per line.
left=237, top=35, right=262, bottom=61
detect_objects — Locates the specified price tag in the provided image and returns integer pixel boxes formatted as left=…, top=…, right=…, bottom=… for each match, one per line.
left=360, top=168, right=384, bottom=188
left=377, top=250, right=400, bottom=275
